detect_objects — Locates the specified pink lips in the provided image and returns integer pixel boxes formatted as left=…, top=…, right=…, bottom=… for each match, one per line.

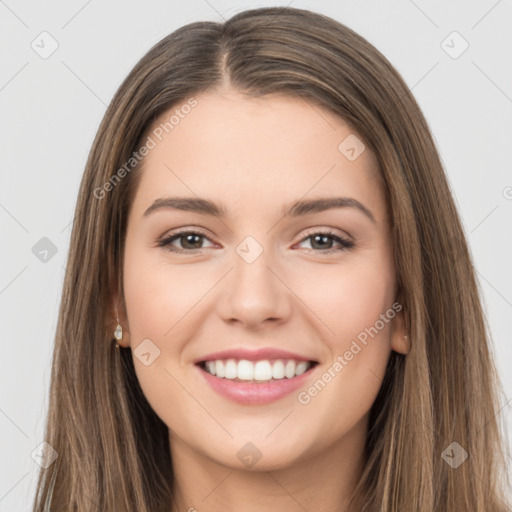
left=197, top=366, right=316, bottom=405
left=194, top=347, right=318, bottom=405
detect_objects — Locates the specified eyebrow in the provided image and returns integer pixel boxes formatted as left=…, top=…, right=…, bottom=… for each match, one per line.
left=143, top=196, right=376, bottom=223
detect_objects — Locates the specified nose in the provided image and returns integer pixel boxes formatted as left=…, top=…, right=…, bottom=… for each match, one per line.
left=216, top=246, right=293, bottom=330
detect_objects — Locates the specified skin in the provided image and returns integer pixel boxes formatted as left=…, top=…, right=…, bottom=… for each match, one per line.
left=113, top=88, right=410, bottom=512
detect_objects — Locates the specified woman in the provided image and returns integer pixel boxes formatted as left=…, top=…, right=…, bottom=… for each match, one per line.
left=33, top=6, right=511, bottom=511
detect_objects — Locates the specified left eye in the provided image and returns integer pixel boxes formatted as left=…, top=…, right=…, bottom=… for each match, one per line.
left=296, top=232, right=354, bottom=253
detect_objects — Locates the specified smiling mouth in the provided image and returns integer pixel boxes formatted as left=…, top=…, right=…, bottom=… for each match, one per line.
left=197, top=358, right=319, bottom=383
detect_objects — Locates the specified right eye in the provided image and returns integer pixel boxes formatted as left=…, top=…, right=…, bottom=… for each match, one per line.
left=157, top=230, right=216, bottom=253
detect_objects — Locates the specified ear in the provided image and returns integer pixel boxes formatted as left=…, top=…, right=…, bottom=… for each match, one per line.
left=109, top=276, right=131, bottom=348
left=390, top=305, right=410, bottom=355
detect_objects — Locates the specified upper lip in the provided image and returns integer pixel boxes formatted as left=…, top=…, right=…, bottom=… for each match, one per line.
left=194, top=347, right=318, bottom=364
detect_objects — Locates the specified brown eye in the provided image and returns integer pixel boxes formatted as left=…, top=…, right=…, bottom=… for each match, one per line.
left=297, top=231, right=354, bottom=253
left=158, top=230, right=215, bottom=252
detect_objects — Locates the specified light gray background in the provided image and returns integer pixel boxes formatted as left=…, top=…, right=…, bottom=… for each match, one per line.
left=1, top=0, right=511, bottom=509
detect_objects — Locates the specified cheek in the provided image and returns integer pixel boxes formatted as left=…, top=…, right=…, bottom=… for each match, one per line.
left=122, top=242, right=209, bottom=343
left=122, top=244, right=218, bottom=395
left=299, top=255, right=395, bottom=346
left=293, top=260, right=396, bottom=432
left=121, top=245, right=201, bottom=426
left=123, top=264, right=172, bottom=342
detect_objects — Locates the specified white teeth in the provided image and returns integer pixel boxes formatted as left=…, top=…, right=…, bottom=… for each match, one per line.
left=272, top=360, right=285, bottom=379
left=202, top=358, right=313, bottom=381
left=206, top=361, right=216, bottom=376
left=284, top=360, right=296, bottom=379
left=237, top=359, right=254, bottom=380
left=254, top=361, right=272, bottom=380
left=225, top=359, right=237, bottom=379
left=215, top=360, right=225, bottom=378
left=295, top=361, right=309, bottom=376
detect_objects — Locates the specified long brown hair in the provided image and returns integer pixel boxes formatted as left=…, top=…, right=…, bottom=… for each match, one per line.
left=32, top=6, right=511, bottom=511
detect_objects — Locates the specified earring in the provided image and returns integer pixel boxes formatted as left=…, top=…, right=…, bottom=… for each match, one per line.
left=114, top=317, right=123, bottom=348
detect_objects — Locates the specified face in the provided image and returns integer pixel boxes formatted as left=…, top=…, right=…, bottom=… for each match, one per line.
left=117, top=88, right=408, bottom=472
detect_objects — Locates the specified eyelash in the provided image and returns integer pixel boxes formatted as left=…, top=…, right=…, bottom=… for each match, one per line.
left=157, top=228, right=355, bottom=254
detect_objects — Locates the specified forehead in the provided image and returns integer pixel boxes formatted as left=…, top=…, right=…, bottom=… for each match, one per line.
left=131, top=89, right=385, bottom=221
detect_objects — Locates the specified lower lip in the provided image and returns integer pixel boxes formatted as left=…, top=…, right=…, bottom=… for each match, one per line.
left=196, top=364, right=317, bottom=405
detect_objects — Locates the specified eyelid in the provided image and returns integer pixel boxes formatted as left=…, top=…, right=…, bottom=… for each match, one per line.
left=299, top=226, right=353, bottom=243
left=159, top=226, right=214, bottom=239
